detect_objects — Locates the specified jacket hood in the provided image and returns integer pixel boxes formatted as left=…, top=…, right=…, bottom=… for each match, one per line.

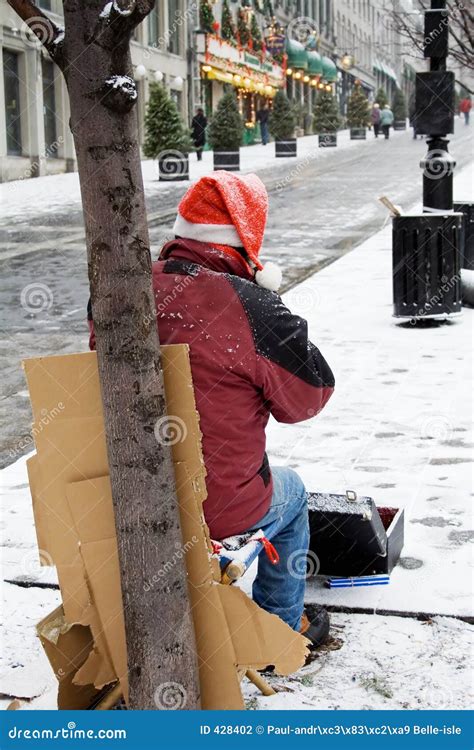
left=159, top=238, right=255, bottom=282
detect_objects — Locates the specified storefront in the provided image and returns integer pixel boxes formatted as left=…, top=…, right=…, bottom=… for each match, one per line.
left=285, top=39, right=337, bottom=132
left=196, top=33, right=285, bottom=143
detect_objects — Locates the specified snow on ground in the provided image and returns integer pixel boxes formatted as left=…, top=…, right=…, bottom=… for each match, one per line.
left=0, top=127, right=408, bottom=224
left=242, top=613, right=473, bottom=711
left=0, top=162, right=472, bottom=711
left=254, top=162, right=473, bottom=620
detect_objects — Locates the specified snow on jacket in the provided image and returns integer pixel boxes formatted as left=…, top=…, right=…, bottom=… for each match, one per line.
left=88, top=238, right=335, bottom=539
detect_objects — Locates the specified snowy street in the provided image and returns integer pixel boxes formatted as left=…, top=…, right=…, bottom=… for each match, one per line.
left=1, top=152, right=472, bottom=711
left=0, top=122, right=472, bottom=468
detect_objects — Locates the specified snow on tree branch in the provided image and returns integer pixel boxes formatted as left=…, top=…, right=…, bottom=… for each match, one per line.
left=98, top=0, right=155, bottom=33
left=102, top=74, right=138, bottom=112
left=7, top=0, right=65, bottom=67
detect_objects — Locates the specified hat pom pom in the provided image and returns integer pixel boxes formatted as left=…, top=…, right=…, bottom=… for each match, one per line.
left=255, top=262, right=282, bottom=292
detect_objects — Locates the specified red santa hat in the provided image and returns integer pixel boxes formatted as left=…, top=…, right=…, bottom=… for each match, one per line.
left=172, top=171, right=282, bottom=291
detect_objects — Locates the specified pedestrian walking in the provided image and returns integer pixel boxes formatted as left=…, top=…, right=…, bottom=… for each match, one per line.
left=370, top=103, right=381, bottom=137
left=460, top=95, right=472, bottom=126
left=380, top=105, right=394, bottom=139
left=191, top=106, right=207, bottom=161
left=409, top=91, right=418, bottom=139
left=256, top=103, right=270, bottom=145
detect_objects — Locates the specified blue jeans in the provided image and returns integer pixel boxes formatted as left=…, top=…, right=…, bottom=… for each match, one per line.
left=245, top=467, right=309, bottom=631
left=260, top=122, right=269, bottom=145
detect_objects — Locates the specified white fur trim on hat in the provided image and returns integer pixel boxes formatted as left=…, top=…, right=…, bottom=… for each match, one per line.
left=173, top=212, right=241, bottom=246
left=255, top=261, right=282, bottom=292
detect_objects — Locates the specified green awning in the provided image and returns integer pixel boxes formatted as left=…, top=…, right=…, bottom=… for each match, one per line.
left=307, top=50, right=323, bottom=76
left=321, top=55, right=337, bottom=82
left=286, top=38, right=308, bottom=70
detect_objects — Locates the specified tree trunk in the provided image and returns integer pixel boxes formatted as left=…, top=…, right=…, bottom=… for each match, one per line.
left=9, top=0, right=200, bottom=709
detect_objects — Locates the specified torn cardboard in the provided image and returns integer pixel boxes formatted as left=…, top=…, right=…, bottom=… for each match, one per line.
left=23, top=346, right=308, bottom=709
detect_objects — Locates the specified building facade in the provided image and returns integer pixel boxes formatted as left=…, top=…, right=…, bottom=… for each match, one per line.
left=1, top=0, right=189, bottom=182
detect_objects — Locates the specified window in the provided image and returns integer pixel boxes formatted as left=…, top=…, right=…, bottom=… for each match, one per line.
left=3, top=50, right=22, bottom=156
left=38, top=0, right=52, bottom=8
left=170, top=88, right=182, bottom=113
left=148, top=6, right=161, bottom=47
left=167, top=0, right=181, bottom=55
left=42, top=58, right=57, bottom=154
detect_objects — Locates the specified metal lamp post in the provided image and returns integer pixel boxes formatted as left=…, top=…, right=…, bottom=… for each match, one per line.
left=392, top=0, right=462, bottom=322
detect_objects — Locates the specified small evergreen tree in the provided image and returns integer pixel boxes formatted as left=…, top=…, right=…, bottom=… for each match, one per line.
left=237, top=9, right=250, bottom=46
left=347, top=84, right=369, bottom=128
left=250, top=13, right=263, bottom=51
left=143, top=83, right=192, bottom=157
left=208, top=89, right=244, bottom=151
left=221, top=0, right=235, bottom=42
left=392, top=88, right=407, bottom=120
left=375, top=86, right=388, bottom=109
left=269, top=90, right=296, bottom=140
left=199, top=0, right=215, bottom=33
left=313, top=89, right=342, bottom=133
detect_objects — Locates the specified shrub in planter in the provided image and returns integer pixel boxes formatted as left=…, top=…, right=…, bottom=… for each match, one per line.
left=375, top=86, right=388, bottom=109
left=392, top=87, right=407, bottom=129
left=313, top=89, right=342, bottom=147
left=143, top=83, right=192, bottom=181
left=347, top=84, right=369, bottom=139
left=208, top=89, right=243, bottom=171
left=269, top=90, right=297, bottom=157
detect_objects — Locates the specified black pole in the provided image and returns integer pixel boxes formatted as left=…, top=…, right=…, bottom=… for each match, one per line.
left=418, top=0, right=456, bottom=212
left=392, top=0, right=462, bottom=321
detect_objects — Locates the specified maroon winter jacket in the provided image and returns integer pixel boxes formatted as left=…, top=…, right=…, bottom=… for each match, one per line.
left=88, top=238, right=334, bottom=539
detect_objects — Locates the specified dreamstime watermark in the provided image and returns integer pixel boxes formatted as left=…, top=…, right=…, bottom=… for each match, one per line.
left=12, top=137, right=65, bottom=183
left=144, top=2, right=197, bottom=58
left=284, top=286, right=320, bottom=316
left=157, top=149, right=188, bottom=179
left=144, top=536, right=199, bottom=593
left=408, top=272, right=461, bottom=324
left=287, top=16, right=319, bottom=46
left=275, top=150, right=318, bottom=193
left=419, top=414, right=453, bottom=442
left=287, top=548, right=320, bottom=579
left=9, top=402, right=65, bottom=460
left=20, top=282, right=54, bottom=314
left=21, top=548, right=54, bottom=579
left=153, top=415, right=187, bottom=446
left=422, top=149, right=456, bottom=181
left=144, top=274, right=195, bottom=326
left=20, top=17, right=58, bottom=47
left=154, top=681, right=187, bottom=709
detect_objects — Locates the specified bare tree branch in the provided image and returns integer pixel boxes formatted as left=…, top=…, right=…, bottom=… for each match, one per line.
left=94, top=0, right=155, bottom=40
left=386, top=0, right=474, bottom=72
left=7, top=0, right=65, bottom=67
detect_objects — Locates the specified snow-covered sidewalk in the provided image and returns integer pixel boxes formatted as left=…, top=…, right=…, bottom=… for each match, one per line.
left=1, top=163, right=472, bottom=712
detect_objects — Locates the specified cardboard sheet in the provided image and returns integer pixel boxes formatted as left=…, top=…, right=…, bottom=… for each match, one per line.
left=24, top=347, right=308, bottom=709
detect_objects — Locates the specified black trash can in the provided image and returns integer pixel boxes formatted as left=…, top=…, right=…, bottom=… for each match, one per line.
left=453, top=201, right=474, bottom=271
left=275, top=138, right=297, bottom=157
left=213, top=150, right=240, bottom=171
left=318, top=133, right=337, bottom=147
left=158, top=152, right=189, bottom=181
left=350, top=127, right=366, bottom=140
left=392, top=213, right=463, bottom=320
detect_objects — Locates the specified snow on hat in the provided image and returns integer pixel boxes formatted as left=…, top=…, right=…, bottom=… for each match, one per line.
left=172, top=171, right=282, bottom=292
